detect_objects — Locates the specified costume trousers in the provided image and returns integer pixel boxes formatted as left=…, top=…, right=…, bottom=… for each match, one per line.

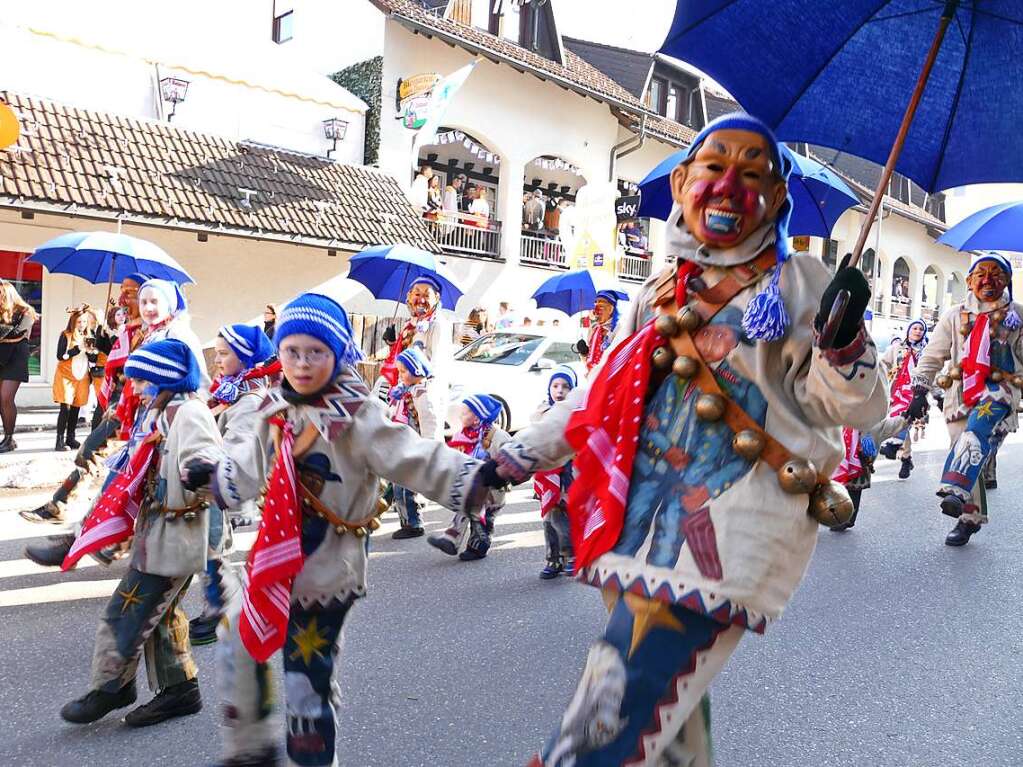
left=534, top=592, right=744, bottom=767
left=543, top=506, right=572, bottom=565
left=218, top=592, right=353, bottom=767
left=393, top=485, right=422, bottom=528
left=940, top=399, right=1010, bottom=521
left=90, top=567, right=196, bottom=693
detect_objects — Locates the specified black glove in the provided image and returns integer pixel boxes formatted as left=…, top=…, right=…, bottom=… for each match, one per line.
left=573, top=339, right=589, bottom=355
left=904, top=385, right=930, bottom=422
left=182, top=459, right=216, bottom=491
left=479, top=459, right=510, bottom=490
left=382, top=325, right=397, bottom=345
left=815, top=254, right=871, bottom=348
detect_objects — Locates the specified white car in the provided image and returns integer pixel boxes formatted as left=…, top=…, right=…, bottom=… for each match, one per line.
left=447, top=330, right=586, bottom=433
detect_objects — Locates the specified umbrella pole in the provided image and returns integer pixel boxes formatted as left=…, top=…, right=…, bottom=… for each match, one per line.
left=820, top=1, right=956, bottom=349
left=104, top=254, right=116, bottom=310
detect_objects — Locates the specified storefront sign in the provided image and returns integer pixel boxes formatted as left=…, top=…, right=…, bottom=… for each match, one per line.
left=397, top=73, right=440, bottom=130
left=615, top=195, right=640, bottom=221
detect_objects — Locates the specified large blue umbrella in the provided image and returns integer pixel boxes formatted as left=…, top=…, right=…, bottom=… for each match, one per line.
left=638, top=145, right=859, bottom=237
left=937, top=200, right=1023, bottom=252
left=29, top=231, right=194, bottom=284
left=347, top=244, right=463, bottom=311
left=531, top=270, right=629, bottom=316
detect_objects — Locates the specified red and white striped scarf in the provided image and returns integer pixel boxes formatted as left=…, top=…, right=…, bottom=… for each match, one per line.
left=887, top=350, right=917, bottom=417
left=534, top=469, right=563, bottom=518
left=565, top=321, right=664, bottom=570
left=962, top=313, right=992, bottom=407
left=239, top=417, right=305, bottom=663
left=832, top=428, right=864, bottom=485
left=62, top=431, right=159, bottom=570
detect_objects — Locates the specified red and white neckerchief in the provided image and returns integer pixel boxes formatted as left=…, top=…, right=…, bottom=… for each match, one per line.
left=585, top=321, right=612, bottom=371
left=534, top=469, right=563, bottom=518
left=98, top=320, right=142, bottom=409
left=239, top=417, right=304, bottom=663
left=62, top=429, right=160, bottom=570
left=832, top=428, right=864, bottom=485
left=961, top=313, right=992, bottom=407
left=209, top=360, right=282, bottom=406
left=565, top=320, right=664, bottom=570
left=448, top=424, right=489, bottom=460
left=887, top=348, right=917, bottom=418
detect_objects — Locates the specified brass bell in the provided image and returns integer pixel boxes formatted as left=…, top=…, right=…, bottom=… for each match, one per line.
left=777, top=459, right=818, bottom=495
left=677, top=306, right=702, bottom=332
left=651, top=346, right=675, bottom=370
left=991, top=370, right=1005, bottom=383
left=935, top=374, right=953, bottom=390
left=695, top=393, right=726, bottom=421
left=377, top=498, right=389, bottom=515
left=808, top=481, right=855, bottom=528
left=672, top=355, right=699, bottom=380
left=993, top=309, right=1006, bottom=324
left=183, top=511, right=197, bottom=522
left=654, top=314, right=681, bottom=338
left=164, top=512, right=177, bottom=522
left=947, top=366, right=963, bottom=381
left=354, top=527, right=366, bottom=538
left=1013, top=375, right=1023, bottom=388
left=368, top=518, right=381, bottom=531
left=732, top=429, right=765, bottom=461
left=335, top=525, right=347, bottom=535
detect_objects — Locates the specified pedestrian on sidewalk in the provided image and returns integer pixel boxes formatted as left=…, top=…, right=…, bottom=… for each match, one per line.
left=52, top=306, right=92, bottom=452
left=0, top=279, right=38, bottom=453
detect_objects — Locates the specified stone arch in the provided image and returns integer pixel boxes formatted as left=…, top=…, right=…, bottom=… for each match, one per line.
left=922, top=264, right=944, bottom=308
left=947, top=271, right=966, bottom=307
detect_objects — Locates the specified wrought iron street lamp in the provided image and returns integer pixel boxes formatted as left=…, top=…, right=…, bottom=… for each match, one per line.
left=323, top=117, right=348, bottom=159
left=159, top=76, right=190, bottom=122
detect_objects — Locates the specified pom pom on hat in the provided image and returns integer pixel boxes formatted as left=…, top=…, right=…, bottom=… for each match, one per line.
left=124, top=338, right=201, bottom=394
left=274, top=293, right=363, bottom=377
left=396, top=347, right=433, bottom=379
left=463, top=393, right=503, bottom=426
left=139, top=278, right=187, bottom=316
left=219, top=323, right=275, bottom=370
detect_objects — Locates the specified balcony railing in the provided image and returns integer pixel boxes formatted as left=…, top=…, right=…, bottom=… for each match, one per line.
left=520, top=233, right=568, bottom=270
left=424, top=214, right=502, bottom=261
left=890, top=297, right=911, bottom=319
left=921, top=306, right=939, bottom=323
left=618, top=253, right=653, bottom=283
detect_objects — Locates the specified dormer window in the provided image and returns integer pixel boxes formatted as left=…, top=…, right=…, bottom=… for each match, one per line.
left=647, top=73, right=704, bottom=128
left=272, top=1, right=294, bottom=44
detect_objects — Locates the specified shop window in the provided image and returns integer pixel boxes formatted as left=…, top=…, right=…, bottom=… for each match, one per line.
left=0, top=251, right=42, bottom=377
left=272, top=2, right=294, bottom=44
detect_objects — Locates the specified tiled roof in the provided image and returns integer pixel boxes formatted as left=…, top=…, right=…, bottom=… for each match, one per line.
left=370, top=0, right=697, bottom=144
left=0, top=90, right=440, bottom=252
left=562, top=36, right=653, bottom=100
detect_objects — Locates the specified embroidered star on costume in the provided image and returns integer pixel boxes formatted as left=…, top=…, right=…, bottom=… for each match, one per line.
left=623, top=591, right=685, bottom=658
left=975, top=401, right=995, bottom=419
left=117, top=582, right=146, bottom=614
left=289, top=617, right=331, bottom=666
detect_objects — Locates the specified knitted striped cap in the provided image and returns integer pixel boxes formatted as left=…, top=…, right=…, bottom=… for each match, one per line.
left=548, top=364, right=578, bottom=404
left=124, top=338, right=201, bottom=394
left=274, top=292, right=363, bottom=376
left=397, top=347, right=433, bottom=379
left=219, top=323, right=275, bottom=370
left=462, top=393, right=502, bottom=425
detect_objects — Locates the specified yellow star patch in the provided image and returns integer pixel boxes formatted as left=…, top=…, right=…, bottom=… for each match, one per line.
left=975, top=401, right=995, bottom=419
left=623, top=591, right=685, bottom=658
left=289, top=617, right=331, bottom=666
left=117, top=582, right=146, bottom=615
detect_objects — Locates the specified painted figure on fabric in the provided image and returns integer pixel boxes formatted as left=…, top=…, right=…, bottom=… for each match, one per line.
left=477, top=113, right=886, bottom=767
left=879, top=319, right=928, bottom=479
left=910, top=252, right=1023, bottom=547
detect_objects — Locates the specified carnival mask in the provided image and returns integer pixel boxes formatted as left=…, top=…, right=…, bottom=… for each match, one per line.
left=968, top=261, right=1009, bottom=303
left=593, top=298, right=614, bottom=324
left=670, top=129, right=787, bottom=248
left=407, top=284, right=437, bottom=318
left=119, top=279, right=141, bottom=319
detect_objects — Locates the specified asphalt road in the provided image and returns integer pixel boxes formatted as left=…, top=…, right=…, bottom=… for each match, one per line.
left=1, top=420, right=1021, bottom=767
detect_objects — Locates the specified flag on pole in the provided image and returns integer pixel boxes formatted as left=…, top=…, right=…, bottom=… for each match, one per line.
left=411, top=61, right=478, bottom=170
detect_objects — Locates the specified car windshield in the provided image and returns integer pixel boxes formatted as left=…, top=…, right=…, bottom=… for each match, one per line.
left=456, top=333, right=544, bottom=366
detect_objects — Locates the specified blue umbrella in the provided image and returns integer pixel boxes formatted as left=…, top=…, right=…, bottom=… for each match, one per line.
left=531, top=270, right=629, bottom=316
left=29, top=231, right=194, bottom=285
left=937, top=200, right=1023, bottom=253
left=347, top=244, right=463, bottom=311
left=638, top=145, right=859, bottom=237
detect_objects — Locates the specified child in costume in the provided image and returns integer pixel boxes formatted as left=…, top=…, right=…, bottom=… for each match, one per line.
left=188, top=323, right=279, bottom=646
left=59, top=338, right=221, bottom=728
left=878, top=319, right=928, bottom=479
left=574, top=291, right=622, bottom=373
left=909, top=252, right=1023, bottom=546
left=533, top=365, right=578, bottom=579
left=387, top=346, right=439, bottom=539
left=830, top=414, right=906, bottom=532
left=182, top=293, right=485, bottom=767
left=427, top=393, right=510, bottom=562
left=473, top=113, right=887, bottom=766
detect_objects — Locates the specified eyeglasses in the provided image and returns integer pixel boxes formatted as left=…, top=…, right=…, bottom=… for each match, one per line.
left=280, top=347, right=332, bottom=365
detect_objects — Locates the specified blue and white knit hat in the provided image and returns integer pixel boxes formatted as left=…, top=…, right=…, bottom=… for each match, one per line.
left=969, top=252, right=1021, bottom=330
left=462, top=393, right=502, bottom=425
left=396, top=347, right=433, bottom=379
left=139, top=278, right=187, bottom=316
left=274, top=293, right=363, bottom=376
left=682, top=112, right=795, bottom=342
left=219, top=323, right=275, bottom=370
left=410, top=274, right=442, bottom=295
left=124, top=338, right=201, bottom=394
left=905, top=319, right=928, bottom=343
left=547, top=364, right=578, bottom=404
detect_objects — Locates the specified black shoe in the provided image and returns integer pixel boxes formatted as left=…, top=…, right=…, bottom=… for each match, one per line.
left=123, top=679, right=202, bottom=727
left=939, top=494, right=965, bottom=518
left=829, top=522, right=853, bottom=532
left=189, top=614, right=221, bottom=646
left=211, top=747, right=282, bottom=767
left=54, top=438, right=68, bottom=452
left=60, top=682, right=137, bottom=723
left=945, top=520, right=981, bottom=547
left=24, top=533, right=75, bottom=567
left=392, top=526, right=425, bottom=540
left=65, top=436, right=81, bottom=450
left=539, top=561, right=563, bottom=579
left=898, top=458, right=913, bottom=479
left=0, top=436, right=15, bottom=453
left=19, top=501, right=64, bottom=524
left=427, top=532, right=458, bottom=556
left=879, top=442, right=900, bottom=460
left=459, top=547, right=488, bottom=561
left=985, top=479, right=998, bottom=491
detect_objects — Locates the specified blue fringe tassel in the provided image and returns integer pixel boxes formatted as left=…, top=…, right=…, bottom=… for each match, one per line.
left=1004, top=307, right=1022, bottom=331
left=742, top=267, right=789, bottom=341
